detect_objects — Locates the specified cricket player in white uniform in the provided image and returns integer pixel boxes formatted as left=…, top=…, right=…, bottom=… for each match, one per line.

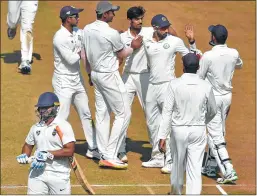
left=141, top=14, right=197, bottom=174
left=198, top=24, right=243, bottom=184
left=158, top=53, right=217, bottom=194
left=16, top=92, right=75, bottom=194
left=52, top=6, right=99, bottom=160
left=119, top=6, right=178, bottom=164
left=7, top=0, right=39, bottom=74
left=83, top=1, right=141, bottom=169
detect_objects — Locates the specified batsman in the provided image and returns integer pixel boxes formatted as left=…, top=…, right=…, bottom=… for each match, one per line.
left=16, top=92, right=76, bottom=194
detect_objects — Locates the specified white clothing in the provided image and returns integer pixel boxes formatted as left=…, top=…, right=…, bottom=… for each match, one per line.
left=143, top=35, right=196, bottom=84
left=158, top=73, right=217, bottom=194
left=7, top=0, right=38, bottom=62
left=83, top=20, right=124, bottom=73
left=52, top=26, right=96, bottom=150
left=120, top=27, right=154, bottom=73
left=91, top=70, right=131, bottom=160
left=83, top=20, right=131, bottom=160
left=197, top=44, right=243, bottom=95
left=27, top=170, right=71, bottom=194
left=198, top=44, right=242, bottom=176
left=25, top=117, right=76, bottom=175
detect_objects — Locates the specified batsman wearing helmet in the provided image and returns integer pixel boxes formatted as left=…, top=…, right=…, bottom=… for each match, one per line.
left=16, top=92, right=76, bottom=194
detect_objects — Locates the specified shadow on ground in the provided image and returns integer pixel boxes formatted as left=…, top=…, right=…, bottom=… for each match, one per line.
left=74, top=138, right=152, bottom=163
left=0, top=50, right=42, bottom=65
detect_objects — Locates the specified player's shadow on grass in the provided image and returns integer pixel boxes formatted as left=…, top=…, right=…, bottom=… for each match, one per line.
left=0, top=50, right=42, bottom=65
left=74, top=138, right=152, bottom=163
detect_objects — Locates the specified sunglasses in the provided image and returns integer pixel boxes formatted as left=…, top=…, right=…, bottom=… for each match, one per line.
left=69, top=14, right=79, bottom=19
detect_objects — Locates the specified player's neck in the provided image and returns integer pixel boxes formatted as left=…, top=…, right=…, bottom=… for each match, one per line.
left=130, top=27, right=141, bottom=37
left=63, top=23, right=73, bottom=33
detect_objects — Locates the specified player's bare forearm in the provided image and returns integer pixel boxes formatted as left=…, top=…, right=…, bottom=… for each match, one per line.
left=49, top=142, right=75, bottom=157
left=22, top=143, right=34, bottom=157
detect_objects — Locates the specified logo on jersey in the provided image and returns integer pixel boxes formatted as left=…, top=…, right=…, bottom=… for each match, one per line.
left=52, top=129, right=57, bottom=136
left=146, top=45, right=150, bottom=49
left=163, top=43, right=170, bottom=49
left=36, top=130, right=41, bottom=136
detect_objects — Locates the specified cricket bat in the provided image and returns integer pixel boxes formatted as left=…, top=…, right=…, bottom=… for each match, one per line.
left=69, top=156, right=96, bottom=195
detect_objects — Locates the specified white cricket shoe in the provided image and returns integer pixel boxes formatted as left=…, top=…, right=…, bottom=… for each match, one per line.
left=86, top=148, right=101, bottom=160
left=202, top=166, right=217, bottom=177
left=18, top=60, right=31, bottom=74
left=142, top=158, right=164, bottom=168
left=161, top=162, right=172, bottom=174
left=118, top=152, right=128, bottom=163
left=217, top=170, right=238, bottom=184
left=99, top=158, right=128, bottom=169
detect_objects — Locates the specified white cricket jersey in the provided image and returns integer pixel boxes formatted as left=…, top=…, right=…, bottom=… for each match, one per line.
left=197, top=44, right=243, bottom=95
left=83, top=20, right=124, bottom=73
left=158, top=73, right=217, bottom=139
left=120, top=27, right=154, bottom=73
left=144, top=35, right=196, bottom=84
left=53, top=25, right=83, bottom=76
left=25, top=117, right=76, bottom=174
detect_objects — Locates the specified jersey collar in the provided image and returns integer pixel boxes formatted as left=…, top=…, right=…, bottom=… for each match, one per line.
left=212, top=44, right=228, bottom=50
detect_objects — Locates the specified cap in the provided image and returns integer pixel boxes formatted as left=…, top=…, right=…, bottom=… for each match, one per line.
left=151, top=14, right=171, bottom=28
left=60, top=6, right=84, bottom=19
left=182, top=53, right=199, bottom=68
left=96, top=1, right=120, bottom=14
left=35, top=92, right=60, bottom=107
left=208, top=24, right=228, bottom=42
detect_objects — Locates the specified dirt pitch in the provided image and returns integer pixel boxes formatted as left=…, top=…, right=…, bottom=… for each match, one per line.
left=1, top=1, right=256, bottom=195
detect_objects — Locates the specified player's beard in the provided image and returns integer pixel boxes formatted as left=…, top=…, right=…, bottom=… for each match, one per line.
left=157, top=31, right=168, bottom=40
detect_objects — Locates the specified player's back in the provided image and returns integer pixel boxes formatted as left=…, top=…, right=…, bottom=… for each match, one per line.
left=83, top=20, right=122, bottom=73
left=170, top=73, right=213, bottom=126
left=201, top=45, right=241, bottom=95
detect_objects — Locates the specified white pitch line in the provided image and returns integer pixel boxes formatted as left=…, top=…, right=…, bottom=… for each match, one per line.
left=1, top=184, right=254, bottom=189
left=216, top=185, right=228, bottom=195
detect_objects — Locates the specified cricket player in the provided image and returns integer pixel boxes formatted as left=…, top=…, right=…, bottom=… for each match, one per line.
left=16, top=92, right=75, bottom=194
left=7, top=0, right=38, bottom=74
left=158, top=53, right=217, bottom=194
left=118, top=6, right=177, bottom=164
left=83, top=1, right=142, bottom=169
left=199, top=24, right=243, bottom=184
left=52, top=6, right=99, bottom=160
left=141, top=14, right=197, bottom=174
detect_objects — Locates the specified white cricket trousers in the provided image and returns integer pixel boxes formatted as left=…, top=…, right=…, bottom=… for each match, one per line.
left=206, top=92, right=233, bottom=175
left=27, top=170, right=71, bottom=194
left=119, top=71, right=150, bottom=153
left=170, top=126, right=206, bottom=195
left=52, top=73, right=97, bottom=150
left=91, top=70, right=131, bottom=160
left=7, top=0, right=38, bottom=62
left=145, top=82, right=171, bottom=164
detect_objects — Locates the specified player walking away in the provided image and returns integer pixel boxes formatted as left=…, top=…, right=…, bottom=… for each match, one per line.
left=52, top=6, right=99, bottom=160
left=199, top=24, right=243, bottom=184
left=158, top=53, right=217, bottom=195
left=118, top=6, right=178, bottom=164
left=16, top=92, right=76, bottom=194
left=7, top=0, right=38, bottom=74
left=141, top=14, right=197, bottom=174
left=83, top=1, right=141, bottom=169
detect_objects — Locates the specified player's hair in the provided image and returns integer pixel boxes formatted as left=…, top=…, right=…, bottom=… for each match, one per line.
left=127, top=6, right=146, bottom=20
left=184, top=65, right=199, bottom=73
left=96, top=13, right=103, bottom=19
left=213, top=33, right=227, bottom=45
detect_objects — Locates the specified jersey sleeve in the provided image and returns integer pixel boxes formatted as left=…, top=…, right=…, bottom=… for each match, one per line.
left=109, top=30, right=124, bottom=52
left=197, top=53, right=210, bottom=80
left=56, top=121, right=76, bottom=146
left=25, top=126, right=35, bottom=145
left=175, top=38, right=190, bottom=56
left=53, top=35, right=80, bottom=65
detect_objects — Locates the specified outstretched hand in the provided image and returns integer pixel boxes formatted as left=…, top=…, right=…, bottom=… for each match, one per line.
left=184, top=24, right=195, bottom=43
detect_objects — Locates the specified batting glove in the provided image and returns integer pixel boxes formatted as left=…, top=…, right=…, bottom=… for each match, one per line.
left=31, top=150, right=54, bottom=170
left=16, top=153, right=29, bottom=164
